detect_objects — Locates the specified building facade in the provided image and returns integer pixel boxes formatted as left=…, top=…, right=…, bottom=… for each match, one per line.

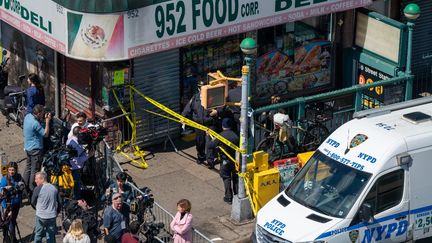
left=0, top=0, right=408, bottom=146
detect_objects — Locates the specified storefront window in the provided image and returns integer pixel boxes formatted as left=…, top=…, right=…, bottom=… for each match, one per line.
left=180, top=34, right=245, bottom=108
left=96, top=62, right=130, bottom=112
left=254, top=15, right=334, bottom=106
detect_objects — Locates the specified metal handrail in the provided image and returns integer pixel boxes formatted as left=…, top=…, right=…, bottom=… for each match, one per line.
left=254, top=75, right=412, bottom=116
left=103, top=140, right=213, bottom=243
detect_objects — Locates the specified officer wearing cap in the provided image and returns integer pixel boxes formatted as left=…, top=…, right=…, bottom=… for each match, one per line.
left=181, top=80, right=218, bottom=168
left=208, top=118, right=239, bottom=204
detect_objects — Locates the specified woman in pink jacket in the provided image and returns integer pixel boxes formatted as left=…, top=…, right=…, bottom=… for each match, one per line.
left=170, top=199, right=193, bottom=243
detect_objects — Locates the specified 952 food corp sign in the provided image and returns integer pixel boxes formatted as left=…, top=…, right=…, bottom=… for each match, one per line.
left=126, top=0, right=372, bottom=58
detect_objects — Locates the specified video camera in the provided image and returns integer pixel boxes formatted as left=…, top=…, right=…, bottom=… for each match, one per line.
left=143, top=222, right=165, bottom=240
left=77, top=124, right=107, bottom=148
left=130, top=187, right=154, bottom=215
left=0, top=181, right=25, bottom=200
left=62, top=200, right=100, bottom=240
left=42, top=145, right=77, bottom=175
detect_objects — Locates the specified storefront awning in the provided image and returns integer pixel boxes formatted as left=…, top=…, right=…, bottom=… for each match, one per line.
left=2, top=0, right=373, bottom=61
left=51, top=0, right=165, bottom=13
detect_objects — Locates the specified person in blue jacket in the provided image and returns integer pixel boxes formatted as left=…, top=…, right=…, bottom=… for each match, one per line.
left=0, top=161, right=24, bottom=243
left=26, top=73, right=45, bottom=114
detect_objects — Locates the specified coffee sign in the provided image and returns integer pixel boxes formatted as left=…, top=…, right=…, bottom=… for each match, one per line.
left=126, top=0, right=372, bottom=58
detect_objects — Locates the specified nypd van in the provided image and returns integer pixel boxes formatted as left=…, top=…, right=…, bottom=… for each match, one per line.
left=254, top=97, right=432, bottom=243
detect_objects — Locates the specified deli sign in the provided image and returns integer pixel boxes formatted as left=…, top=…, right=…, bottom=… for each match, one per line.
left=0, top=0, right=66, bottom=52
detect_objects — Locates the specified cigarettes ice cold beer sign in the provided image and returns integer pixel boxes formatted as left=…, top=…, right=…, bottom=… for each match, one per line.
left=0, top=0, right=372, bottom=60
left=127, top=0, right=372, bottom=58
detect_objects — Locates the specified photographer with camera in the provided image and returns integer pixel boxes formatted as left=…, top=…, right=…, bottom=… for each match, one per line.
left=23, top=104, right=52, bottom=195
left=66, top=126, right=93, bottom=200
left=104, top=172, right=134, bottom=204
left=0, top=161, right=24, bottom=243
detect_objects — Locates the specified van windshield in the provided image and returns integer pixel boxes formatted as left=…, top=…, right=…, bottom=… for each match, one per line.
left=285, top=150, right=371, bottom=218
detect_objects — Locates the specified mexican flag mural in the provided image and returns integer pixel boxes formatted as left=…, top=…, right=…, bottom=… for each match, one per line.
left=67, top=12, right=124, bottom=60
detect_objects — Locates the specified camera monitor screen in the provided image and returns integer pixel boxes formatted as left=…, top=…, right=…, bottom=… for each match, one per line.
left=201, top=84, right=226, bottom=109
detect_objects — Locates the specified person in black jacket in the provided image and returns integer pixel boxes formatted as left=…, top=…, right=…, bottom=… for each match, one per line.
left=208, top=118, right=239, bottom=204
left=181, top=81, right=218, bottom=168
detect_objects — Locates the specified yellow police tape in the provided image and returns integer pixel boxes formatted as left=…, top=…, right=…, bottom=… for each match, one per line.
left=112, top=88, right=149, bottom=169
left=129, top=86, right=244, bottom=154
left=113, top=84, right=257, bottom=215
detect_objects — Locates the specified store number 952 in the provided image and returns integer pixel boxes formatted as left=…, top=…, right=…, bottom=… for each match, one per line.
left=155, top=2, right=187, bottom=38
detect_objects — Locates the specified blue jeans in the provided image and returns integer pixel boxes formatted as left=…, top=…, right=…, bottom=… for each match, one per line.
left=34, top=216, right=57, bottom=243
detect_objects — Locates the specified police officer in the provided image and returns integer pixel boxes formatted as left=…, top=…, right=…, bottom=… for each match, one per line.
left=226, top=82, right=241, bottom=134
left=181, top=81, right=218, bottom=168
left=208, top=118, right=239, bottom=204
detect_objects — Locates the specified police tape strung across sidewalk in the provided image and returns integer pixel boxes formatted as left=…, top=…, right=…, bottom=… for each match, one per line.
left=113, top=85, right=257, bottom=215
left=104, top=140, right=213, bottom=243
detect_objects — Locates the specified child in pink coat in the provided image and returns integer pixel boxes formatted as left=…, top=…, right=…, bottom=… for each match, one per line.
left=170, top=199, right=193, bottom=243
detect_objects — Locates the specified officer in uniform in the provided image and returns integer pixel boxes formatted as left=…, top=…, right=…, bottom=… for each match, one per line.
left=226, top=83, right=241, bottom=134
left=182, top=81, right=218, bottom=168
left=208, top=118, right=239, bottom=204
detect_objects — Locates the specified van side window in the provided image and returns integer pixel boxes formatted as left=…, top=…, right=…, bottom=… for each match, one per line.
left=351, top=169, right=404, bottom=225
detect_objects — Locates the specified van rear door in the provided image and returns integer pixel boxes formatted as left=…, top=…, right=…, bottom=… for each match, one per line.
left=408, top=148, right=432, bottom=240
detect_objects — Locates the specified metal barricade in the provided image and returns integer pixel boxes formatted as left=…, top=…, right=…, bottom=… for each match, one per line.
left=103, top=140, right=213, bottom=243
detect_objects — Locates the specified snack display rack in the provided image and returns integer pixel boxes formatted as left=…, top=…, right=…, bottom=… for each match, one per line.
left=180, top=34, right=244, bottom=106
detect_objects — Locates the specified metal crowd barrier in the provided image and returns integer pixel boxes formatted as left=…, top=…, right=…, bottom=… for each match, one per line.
left=103, top=140, right=213, bottom=243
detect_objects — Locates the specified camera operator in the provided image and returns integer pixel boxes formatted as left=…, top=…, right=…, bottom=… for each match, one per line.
left=23, top=104, right=52, bottom=195
left=103, top=193, right=130, bottom=242
left=68, top=112, right=88, bottom=140
left=66, top=126, right=93, bottom=200
left=0, top=162, right=24, bottom=242
left=104, top=172, right=133, bottom=204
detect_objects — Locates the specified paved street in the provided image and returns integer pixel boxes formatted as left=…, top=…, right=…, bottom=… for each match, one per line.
left=0, top=114, right=254, bottom=242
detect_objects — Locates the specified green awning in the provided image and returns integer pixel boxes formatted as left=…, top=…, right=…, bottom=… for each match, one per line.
left=51, top=0, right=170, bottom=13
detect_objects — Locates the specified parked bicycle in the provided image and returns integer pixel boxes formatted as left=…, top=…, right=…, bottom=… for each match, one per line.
left=256, top=103, right=332, bottom=162
left=3, top=75, right=27, bottom=127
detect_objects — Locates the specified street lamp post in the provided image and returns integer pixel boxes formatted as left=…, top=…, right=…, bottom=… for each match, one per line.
left=403, top=3, right=420, bottom=100
left=231, top=38, right=256, bottom=223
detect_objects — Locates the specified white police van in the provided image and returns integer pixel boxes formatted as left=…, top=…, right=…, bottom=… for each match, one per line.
left=254, top=96, right=432, bottom=243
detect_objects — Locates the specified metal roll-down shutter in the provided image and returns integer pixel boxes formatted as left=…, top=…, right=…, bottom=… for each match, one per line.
left=133, top=49, right=180, bottom=147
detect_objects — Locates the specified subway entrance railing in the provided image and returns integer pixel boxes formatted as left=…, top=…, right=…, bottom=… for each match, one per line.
left=252, top=75, right=412, bottom=148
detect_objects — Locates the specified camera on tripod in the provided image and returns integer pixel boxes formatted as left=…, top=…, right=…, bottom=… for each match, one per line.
left=143, top=222, right=165, bottom=240
left=0, top=182, right=25, bottom=200
left=43, top=145, right=77, bottom=175
left=62, top=200, right=100, bottom=240
left=77, top=124, right=107, bottom=148
left=130, top=187, right=154, bottom=215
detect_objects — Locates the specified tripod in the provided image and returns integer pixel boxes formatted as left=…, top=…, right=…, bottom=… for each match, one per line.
left=1, top=203, right=23, bottom=243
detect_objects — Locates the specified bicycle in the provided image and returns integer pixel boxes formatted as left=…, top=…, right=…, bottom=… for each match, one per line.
left=256, top=103, right=332, bottom=162
left=4, top=75, right=27, bottom=127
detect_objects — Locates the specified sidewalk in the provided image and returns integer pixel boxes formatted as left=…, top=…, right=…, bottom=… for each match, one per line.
left=115, top=138, right=255, bottom=242
left=0, top=114, right=255, bottom=243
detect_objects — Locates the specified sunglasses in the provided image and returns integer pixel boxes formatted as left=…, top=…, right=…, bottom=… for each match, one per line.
left=113, top=196, right=122, bottom=200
